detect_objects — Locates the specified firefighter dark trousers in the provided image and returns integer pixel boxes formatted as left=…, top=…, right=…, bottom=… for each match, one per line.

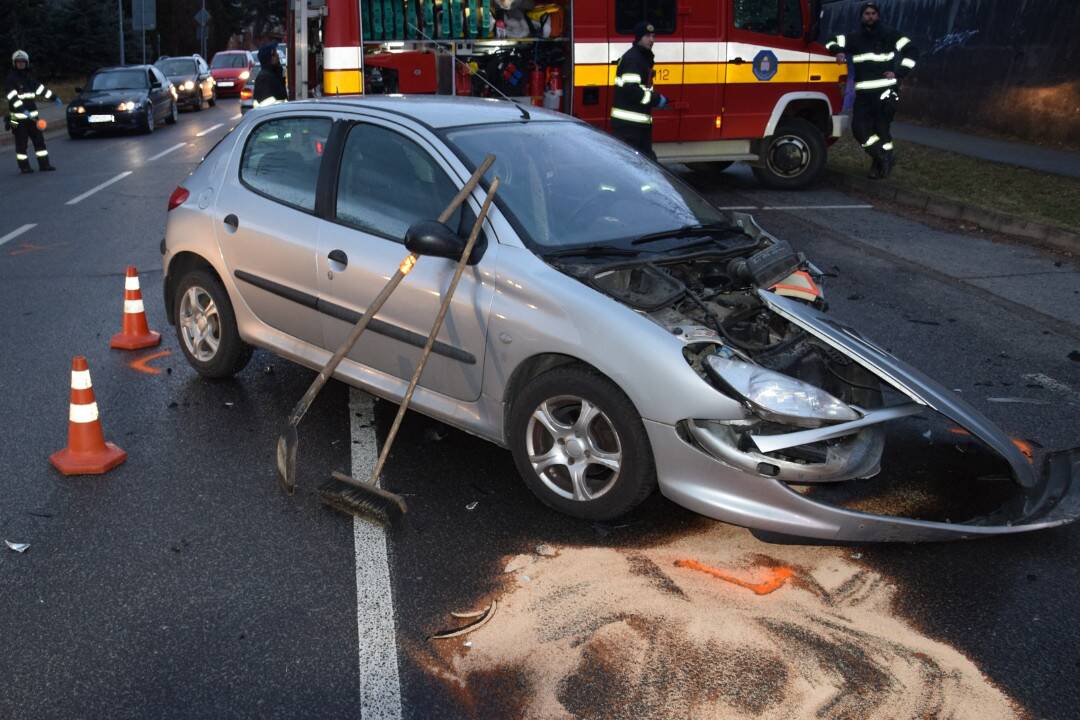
left=13, top=122, right=51, bottom=171
left=851, top=92, right=897, bottom=163
left=611, top=120, right=656, bottom=161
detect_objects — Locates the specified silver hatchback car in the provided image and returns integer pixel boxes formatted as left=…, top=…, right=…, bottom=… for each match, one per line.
left=162, top=97, right=1078, bottom=542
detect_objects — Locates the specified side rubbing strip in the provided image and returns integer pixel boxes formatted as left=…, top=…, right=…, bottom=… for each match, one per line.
left=233, top=270, right=476, bottom=365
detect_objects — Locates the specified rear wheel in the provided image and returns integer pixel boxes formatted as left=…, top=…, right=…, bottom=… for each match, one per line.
left=508, top=365, right=657, bottom=521
left=751, top=118, right=826, bottom=190
left=173, top=269, right=253, bottom=379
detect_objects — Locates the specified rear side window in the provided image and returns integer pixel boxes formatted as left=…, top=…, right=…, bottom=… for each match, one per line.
left=335, top=124, right=461, bottom=241
left=240, top=116, right=332, bottom=212
left=615, top=0, right=677, bottom=35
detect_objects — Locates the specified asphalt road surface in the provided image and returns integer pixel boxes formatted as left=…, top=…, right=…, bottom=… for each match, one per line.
left=1, top=101, right=1078, bottom=720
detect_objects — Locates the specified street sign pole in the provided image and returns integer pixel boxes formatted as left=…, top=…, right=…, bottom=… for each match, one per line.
left=141, top=0, right=146, bottom=64
left=118, top=0, right=125, bottom=65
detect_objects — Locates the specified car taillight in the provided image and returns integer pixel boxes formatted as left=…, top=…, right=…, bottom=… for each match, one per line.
left=240, top=88, right=252, bottom=100
left=168, top=186, right=190, bottom=211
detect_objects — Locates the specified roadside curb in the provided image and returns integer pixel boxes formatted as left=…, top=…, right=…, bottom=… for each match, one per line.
left=825, top=169, right=1080, bottom=256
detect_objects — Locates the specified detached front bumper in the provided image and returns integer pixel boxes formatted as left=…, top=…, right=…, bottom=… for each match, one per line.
left=649, top=291, right=1080, bottom=542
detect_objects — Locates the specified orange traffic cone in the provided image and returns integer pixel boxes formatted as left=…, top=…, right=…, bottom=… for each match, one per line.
left=110, top=266, right=161, bottom=350
left=49, top=356, right=127, bottom=476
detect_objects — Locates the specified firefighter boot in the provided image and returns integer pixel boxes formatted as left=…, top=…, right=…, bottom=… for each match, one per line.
left=867, top=148, right=887, bottom=180
left=879, top=149, right=895, bottom=179
left=867, top=156, right=882, bottom=180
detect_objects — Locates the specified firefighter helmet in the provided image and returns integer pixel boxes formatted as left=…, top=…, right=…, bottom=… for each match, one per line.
left=12, top=50, right=29, bottom=67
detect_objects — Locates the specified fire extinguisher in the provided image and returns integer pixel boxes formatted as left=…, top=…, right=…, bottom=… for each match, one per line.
left=543, top=66, right=563, bottom=111
left=529, top=64, right=545, bottom=106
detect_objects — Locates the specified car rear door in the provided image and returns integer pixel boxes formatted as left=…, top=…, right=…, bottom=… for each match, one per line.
left=213, top=113, right=333, bottom=347
left=314, top=117, right=496, bottom=403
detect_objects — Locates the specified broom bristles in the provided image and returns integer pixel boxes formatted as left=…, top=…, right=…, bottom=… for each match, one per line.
left=319, top=472, right=407, bottom=524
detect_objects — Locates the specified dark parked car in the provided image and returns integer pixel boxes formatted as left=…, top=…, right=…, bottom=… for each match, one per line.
left=155, top=55, right=215, bottom=110
left=67, top=65, right=178, bottom=138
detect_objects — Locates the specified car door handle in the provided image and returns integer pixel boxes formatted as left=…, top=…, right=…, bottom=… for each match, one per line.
left=731, top=57, right=746, bottom=65
left=328, top=249, right=348, bottom=268
left=223, top=214, right=239, bottom=231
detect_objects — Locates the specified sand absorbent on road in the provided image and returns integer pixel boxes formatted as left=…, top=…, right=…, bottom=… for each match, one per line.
left=414, top=525, right=1022, bottom=719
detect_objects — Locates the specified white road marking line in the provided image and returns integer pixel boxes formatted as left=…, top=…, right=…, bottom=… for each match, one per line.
left=0, top=223, right=36, bottom=247
left=147, top=142, right=187, bottom=162
left=231, top=113, right=242, bottom=120
left=717, top=206, right=758, bottom=210
left=195, top=123, right=223, bottom=137
left=350, top=389, right=403, bottom=719
left=760, top=204, right=874, bottom=210
left=65, top=171, right=132, bottom=205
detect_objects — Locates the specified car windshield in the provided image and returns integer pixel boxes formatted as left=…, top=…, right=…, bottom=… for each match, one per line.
left=444, top=121, right=729, bottom=249
left=90, top=70, right=148, bottom=90
left=211, top=54, right=248, bottom=69
left=157, top=59, right=197, bottom=76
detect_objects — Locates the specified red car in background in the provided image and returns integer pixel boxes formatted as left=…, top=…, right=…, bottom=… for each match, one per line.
left=209, top=51, right=254, bottom=97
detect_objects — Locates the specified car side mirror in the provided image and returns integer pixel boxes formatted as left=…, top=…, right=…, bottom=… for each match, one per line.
left=404, top=221, right=482, bottom=265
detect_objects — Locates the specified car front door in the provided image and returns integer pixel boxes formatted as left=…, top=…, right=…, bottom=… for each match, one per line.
left=314, top=119, right=496, bottom=402
left=214, top=114, right=333, bottom=347
left=150, top=68, right=169, bottom=118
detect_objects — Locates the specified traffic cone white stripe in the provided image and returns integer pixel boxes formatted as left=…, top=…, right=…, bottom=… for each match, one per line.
left=124, top=299, right=145, bottom=314
left=70, top=369, right=93, bottom=390
left=125, top=276, right=140, bottom=291
left=69, top=402, right=100, bottom=424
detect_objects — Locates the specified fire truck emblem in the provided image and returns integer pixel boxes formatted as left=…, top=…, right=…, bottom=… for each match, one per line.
left=753, top=49, right=779, bottom=81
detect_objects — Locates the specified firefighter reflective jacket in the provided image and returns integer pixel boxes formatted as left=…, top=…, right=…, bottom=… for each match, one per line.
left=610, top=44, right=662, bottom=125
left=825, top=24, right=918, bottom=94
left=5, top=69, right=53, bottom=127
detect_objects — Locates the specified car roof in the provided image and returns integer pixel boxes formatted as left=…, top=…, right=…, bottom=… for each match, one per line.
left=96, top=65, right=155, bottom=72
left=284, top=95, right=573, bottom=129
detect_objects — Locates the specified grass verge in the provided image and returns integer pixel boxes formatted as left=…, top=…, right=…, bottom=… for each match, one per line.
left=827, top=135, right=1080, bottom=234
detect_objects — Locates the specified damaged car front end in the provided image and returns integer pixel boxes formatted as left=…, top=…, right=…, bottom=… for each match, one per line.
left=571, top=214, right=1079, bottom=542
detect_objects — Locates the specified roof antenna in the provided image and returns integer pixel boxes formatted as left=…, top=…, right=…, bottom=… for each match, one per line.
left=408, top=23, right=530, bottom=120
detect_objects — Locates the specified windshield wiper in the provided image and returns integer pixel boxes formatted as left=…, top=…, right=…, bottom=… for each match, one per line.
left=631, top=222, right=739, bottom=246
left=540, top=245, right=641, bottom=259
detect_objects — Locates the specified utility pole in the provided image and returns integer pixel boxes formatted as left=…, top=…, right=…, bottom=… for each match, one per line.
left=141, top=0, right=147, bottom=64
left=118, top=0, right=125, bottom=65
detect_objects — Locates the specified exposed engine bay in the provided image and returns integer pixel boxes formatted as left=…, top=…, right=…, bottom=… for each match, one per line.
left=544, top=215, right=1080, bottom=541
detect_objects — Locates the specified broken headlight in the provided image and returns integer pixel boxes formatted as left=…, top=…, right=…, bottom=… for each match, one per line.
left=705, top=356, right=859, bottom=428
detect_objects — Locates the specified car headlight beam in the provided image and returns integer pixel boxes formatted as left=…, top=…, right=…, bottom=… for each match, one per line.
left=117, top=100, right=137, bottom=112
left=705, top=356, right=859, bottom=427
left=183, top=80, right=195, bottom=90
left=239, top=70, right=250, bottom=80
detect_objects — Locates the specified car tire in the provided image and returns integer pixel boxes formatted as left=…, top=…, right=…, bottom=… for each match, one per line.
left=508, top=365, right=657, bottom=521
left=141, top=102, right=155, bottom=134
left=208, top=90, right=216, bottom=107
left=173, top=269, right=253, bottom=379
left=165, top=101, right=178, bottom=125
left=67, top=125, right=85, bottom=140
left=751, top=118, right=826, bottom=190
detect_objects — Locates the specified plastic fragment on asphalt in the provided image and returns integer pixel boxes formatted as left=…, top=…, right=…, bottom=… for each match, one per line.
left=451, top=607, right=489, bottom=620
left=465, top=501, right=478, bottom=511
left=224, top=401, right=234, bottom=407
left=675, top=558, right=794, bottom=595
left=5, top=540, right=30, bottom=553
left=987, top=397, right=1051, bottom=405
left=430, top=600, right=498, bottom=640
left=464, top=641, right=473, bottom=648
left=504, top=554, right=535, bottom=573
left=535, top=544, right=557, bottom=557
left=851, top=552, right=863, bottom=560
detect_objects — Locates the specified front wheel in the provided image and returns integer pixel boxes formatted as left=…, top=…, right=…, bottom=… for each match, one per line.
left=141, top=102, right=155, bottom=134
left=173, top=269, right=253, bottom=379
left=208, top=90, right=216, bottom=107
left=751, top=118, right=826, bottom=190
left=165, top=101, right=178, bottom=125
left=67, top=124, right=85, bottom=139
left=508, top=365, right=657, bottom=521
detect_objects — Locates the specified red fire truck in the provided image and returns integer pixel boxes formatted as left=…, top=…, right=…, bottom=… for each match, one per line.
left=286, top=1, right=846, bottom=188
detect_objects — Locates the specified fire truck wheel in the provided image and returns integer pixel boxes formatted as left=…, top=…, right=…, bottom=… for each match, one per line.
left=752, top=118, right=826, bottom=190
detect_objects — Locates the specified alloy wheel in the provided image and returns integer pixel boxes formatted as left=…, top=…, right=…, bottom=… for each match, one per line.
left=525, top=395, right=623, bottom=502
left=178, top=285, right=221, bottom=362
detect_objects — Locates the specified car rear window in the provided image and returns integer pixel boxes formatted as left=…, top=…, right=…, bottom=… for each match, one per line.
left=239, top=117, right=332, bottom=212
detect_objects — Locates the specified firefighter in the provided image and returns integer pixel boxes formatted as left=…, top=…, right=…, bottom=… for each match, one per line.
left=610, top=21, right=668, bottom=161
left=253, top=44, right=288, bottom=108
left=826, top=2, right=917, bottom=179
left=4, top=50, right=56, bottom=173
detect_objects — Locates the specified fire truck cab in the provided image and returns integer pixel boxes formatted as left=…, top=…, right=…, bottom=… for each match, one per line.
left=286, top=0, right=845, bottom=189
